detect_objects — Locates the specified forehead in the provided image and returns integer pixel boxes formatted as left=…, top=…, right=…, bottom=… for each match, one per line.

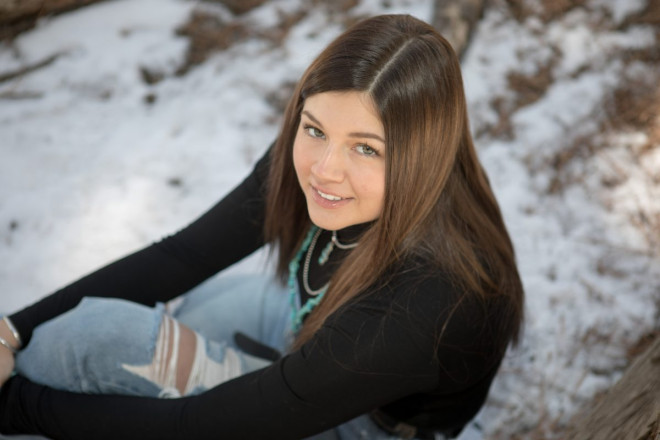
left=302, top=91, right=384, bottom=134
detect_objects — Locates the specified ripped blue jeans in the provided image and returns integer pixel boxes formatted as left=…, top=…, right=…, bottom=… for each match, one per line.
left=13, top=274, right=403, bottom=440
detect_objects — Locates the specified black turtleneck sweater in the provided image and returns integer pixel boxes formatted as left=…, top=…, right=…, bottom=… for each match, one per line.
left=0, top=151, right=514, bottom=439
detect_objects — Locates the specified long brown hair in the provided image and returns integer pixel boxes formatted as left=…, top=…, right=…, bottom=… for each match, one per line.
left=264, top=14, right=524, bottom=347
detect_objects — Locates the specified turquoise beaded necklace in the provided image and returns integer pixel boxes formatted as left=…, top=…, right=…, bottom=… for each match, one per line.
left=288, top=226, right=328, bottom=333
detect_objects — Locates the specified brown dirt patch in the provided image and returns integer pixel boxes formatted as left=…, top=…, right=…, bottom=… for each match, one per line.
left=174, top=11, right=252, bottom=76
left=504, top=0, right=589, bottom=23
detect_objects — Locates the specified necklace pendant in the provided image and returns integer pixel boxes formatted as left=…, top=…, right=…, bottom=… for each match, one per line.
left=318, top=240, right=334, bottom=265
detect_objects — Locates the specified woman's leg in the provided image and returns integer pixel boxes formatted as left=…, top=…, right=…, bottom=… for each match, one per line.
left=14, top=278, right=404, bottom=439
left=16, top=297, right=167, bottom=396
left=14, top=294, right=271, bottom=398
left=172, top=273, right=293, bottom=353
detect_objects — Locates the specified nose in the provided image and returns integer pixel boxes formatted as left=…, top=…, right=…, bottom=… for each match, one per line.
left=311, top=143, right=344, bottom=183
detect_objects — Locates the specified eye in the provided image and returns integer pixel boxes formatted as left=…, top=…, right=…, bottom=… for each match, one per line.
left=303, top=124, right=325, bottom=139
left=355, top=144, right=379, bottom=157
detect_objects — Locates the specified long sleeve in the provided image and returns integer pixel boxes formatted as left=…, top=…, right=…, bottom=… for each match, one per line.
left=0, top=263, right=508, bottom=439
left=9, top=151, right=271, bottom=346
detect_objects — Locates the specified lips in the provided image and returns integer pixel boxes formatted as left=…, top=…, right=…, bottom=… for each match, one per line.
left=310, top=185, right=351, bottom=208
left=316, top=188, right=343, bottom=201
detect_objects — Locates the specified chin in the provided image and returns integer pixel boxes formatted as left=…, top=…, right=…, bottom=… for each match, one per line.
left=308, top=211, right=350, bottom=231
left=309, top=217, right=345, bottom=231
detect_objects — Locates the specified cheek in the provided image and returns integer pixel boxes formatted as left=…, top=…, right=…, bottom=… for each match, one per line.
left=355, top=166, right=386, bottom=208
left=292, top=137, right=307, bottom=179
left=373, top=176, right=386, bottom=210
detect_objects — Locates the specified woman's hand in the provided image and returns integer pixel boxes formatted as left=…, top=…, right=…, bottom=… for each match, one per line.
left=0, top=348, right=14, bottom=387
left=0, top=320, right=18, bottom=387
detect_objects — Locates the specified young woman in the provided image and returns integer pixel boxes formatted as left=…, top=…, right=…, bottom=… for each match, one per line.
left=0, top=14, right=523, bottom=440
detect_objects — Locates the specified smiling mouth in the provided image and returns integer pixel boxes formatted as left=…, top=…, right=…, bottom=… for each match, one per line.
left=312, top=186, right=348, bottom=201
left=316, top=189, right=343, bottom=201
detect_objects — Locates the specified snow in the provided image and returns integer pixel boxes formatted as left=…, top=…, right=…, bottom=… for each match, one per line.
left=1, top=0, right=658, bottom=438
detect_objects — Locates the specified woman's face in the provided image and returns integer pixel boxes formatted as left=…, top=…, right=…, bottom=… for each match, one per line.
left=293, top=91, right=386, bottom=231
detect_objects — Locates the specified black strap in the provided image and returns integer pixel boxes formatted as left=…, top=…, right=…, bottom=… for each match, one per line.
left=233, top=332, right=281, bottom=362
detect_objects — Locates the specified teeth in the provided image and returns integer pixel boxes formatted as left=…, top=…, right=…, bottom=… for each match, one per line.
left=317, top=189, right=342, bottom=201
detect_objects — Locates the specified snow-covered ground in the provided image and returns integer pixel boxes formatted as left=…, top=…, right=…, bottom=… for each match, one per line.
left=1, top=0, right=658, bottom=438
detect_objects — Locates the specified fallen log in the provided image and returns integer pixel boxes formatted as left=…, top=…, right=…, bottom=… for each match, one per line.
left=0, top=0, right=105, bottom=40
left=565, top=336, right=660, bottom=440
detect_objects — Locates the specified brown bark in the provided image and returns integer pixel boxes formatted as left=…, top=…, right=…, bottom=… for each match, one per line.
left=565, top=336, right=660, bottom=440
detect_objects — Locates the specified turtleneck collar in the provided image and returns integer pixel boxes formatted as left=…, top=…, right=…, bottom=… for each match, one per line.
left=330, top=221, right=373, bottom=244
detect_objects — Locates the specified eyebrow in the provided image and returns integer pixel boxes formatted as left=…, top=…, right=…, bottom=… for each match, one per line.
left=301, top=110, right=385, bottom=143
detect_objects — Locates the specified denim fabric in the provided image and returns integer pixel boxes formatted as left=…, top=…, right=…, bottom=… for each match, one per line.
left=16, top=297, right=166, bottom=396
left=173, top=274, right=293, bottom=353
left=11, top=274, right=419, bottom=440
left=15, top=275, right=292, bottom=397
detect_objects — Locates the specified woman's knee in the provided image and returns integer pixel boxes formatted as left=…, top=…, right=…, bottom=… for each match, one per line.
left=16, top=297, right=163, bottom=393
left=23, top=297, right=161, bottom=354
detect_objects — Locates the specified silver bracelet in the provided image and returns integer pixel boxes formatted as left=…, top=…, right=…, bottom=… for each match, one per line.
left=2, top=316, right=22, bottom=349
left=0, top=336, right=17, bottom=355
